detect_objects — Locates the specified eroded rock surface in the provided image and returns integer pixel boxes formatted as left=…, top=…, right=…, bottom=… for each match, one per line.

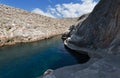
left=61, top=13, right=89, bottom=41
left=41, top=0, right=120, bottom=78
left=40, top=55, right=120, bottom=78
left=65, top=0, right=120, bottom=55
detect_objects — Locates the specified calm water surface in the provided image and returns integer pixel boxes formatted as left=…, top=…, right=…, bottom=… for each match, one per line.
left=0, top=36, right=79, bottom=78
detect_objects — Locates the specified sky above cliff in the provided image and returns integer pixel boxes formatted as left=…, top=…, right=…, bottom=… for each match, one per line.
left=0, top=0, right=99, bottom=18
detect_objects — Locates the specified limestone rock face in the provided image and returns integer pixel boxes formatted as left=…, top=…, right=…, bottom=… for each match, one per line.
left=65, top=0, right=120, bottom=55
left=0, top=4, right=78, bottom=46
left=40, top=0, right=120, bottom=78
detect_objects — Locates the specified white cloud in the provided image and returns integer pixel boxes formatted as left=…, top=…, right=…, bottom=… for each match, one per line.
left=31, top=8, right=55, bottom=18
left=48, top=0, right=98, bottom=18
left=32, top=0, right=98, bottom=18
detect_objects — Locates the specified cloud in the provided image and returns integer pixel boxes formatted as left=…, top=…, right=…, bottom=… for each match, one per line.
left=31, top=8, right=55, bottom=18
left=32, top=0, right=98, bottom=18
left=48, top=0, right=98, bottom=18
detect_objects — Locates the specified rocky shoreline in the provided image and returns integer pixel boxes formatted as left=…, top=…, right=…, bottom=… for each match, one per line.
left=0, top=4, right=78, bottom=47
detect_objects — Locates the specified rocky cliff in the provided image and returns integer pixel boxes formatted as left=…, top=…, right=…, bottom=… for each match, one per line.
left=0, top=4, right=77, bottom=46
left=41, top=0, right=120, bottom=78
left=65, top=0, right=120, bottom=55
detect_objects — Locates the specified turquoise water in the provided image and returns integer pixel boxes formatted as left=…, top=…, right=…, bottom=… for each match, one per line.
left=0, top=36, right=79, bottom=78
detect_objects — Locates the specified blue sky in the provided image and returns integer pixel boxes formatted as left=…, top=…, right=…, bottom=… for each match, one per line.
left=0, top=0, right=99, bottom=18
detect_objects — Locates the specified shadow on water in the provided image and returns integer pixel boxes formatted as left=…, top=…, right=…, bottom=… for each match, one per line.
left=64, top=45, right=90, bottom=64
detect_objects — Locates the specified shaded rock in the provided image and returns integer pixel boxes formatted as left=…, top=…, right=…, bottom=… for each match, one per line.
left=64, top=45, right=91, bottom=64
left=61, top=14, right=89, bottom=41
left=41, top=55, right=120, bottom=78
left=61, top=25, right=75, bottom=41
left=41, top=0, right=120, bottom=78
left=64, top=0, right=120, bottom=55
left=40, top=57, right=100, bottom=78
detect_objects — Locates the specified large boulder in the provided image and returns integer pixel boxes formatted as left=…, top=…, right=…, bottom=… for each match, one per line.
left=64, top=0, right=120, bottom=56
